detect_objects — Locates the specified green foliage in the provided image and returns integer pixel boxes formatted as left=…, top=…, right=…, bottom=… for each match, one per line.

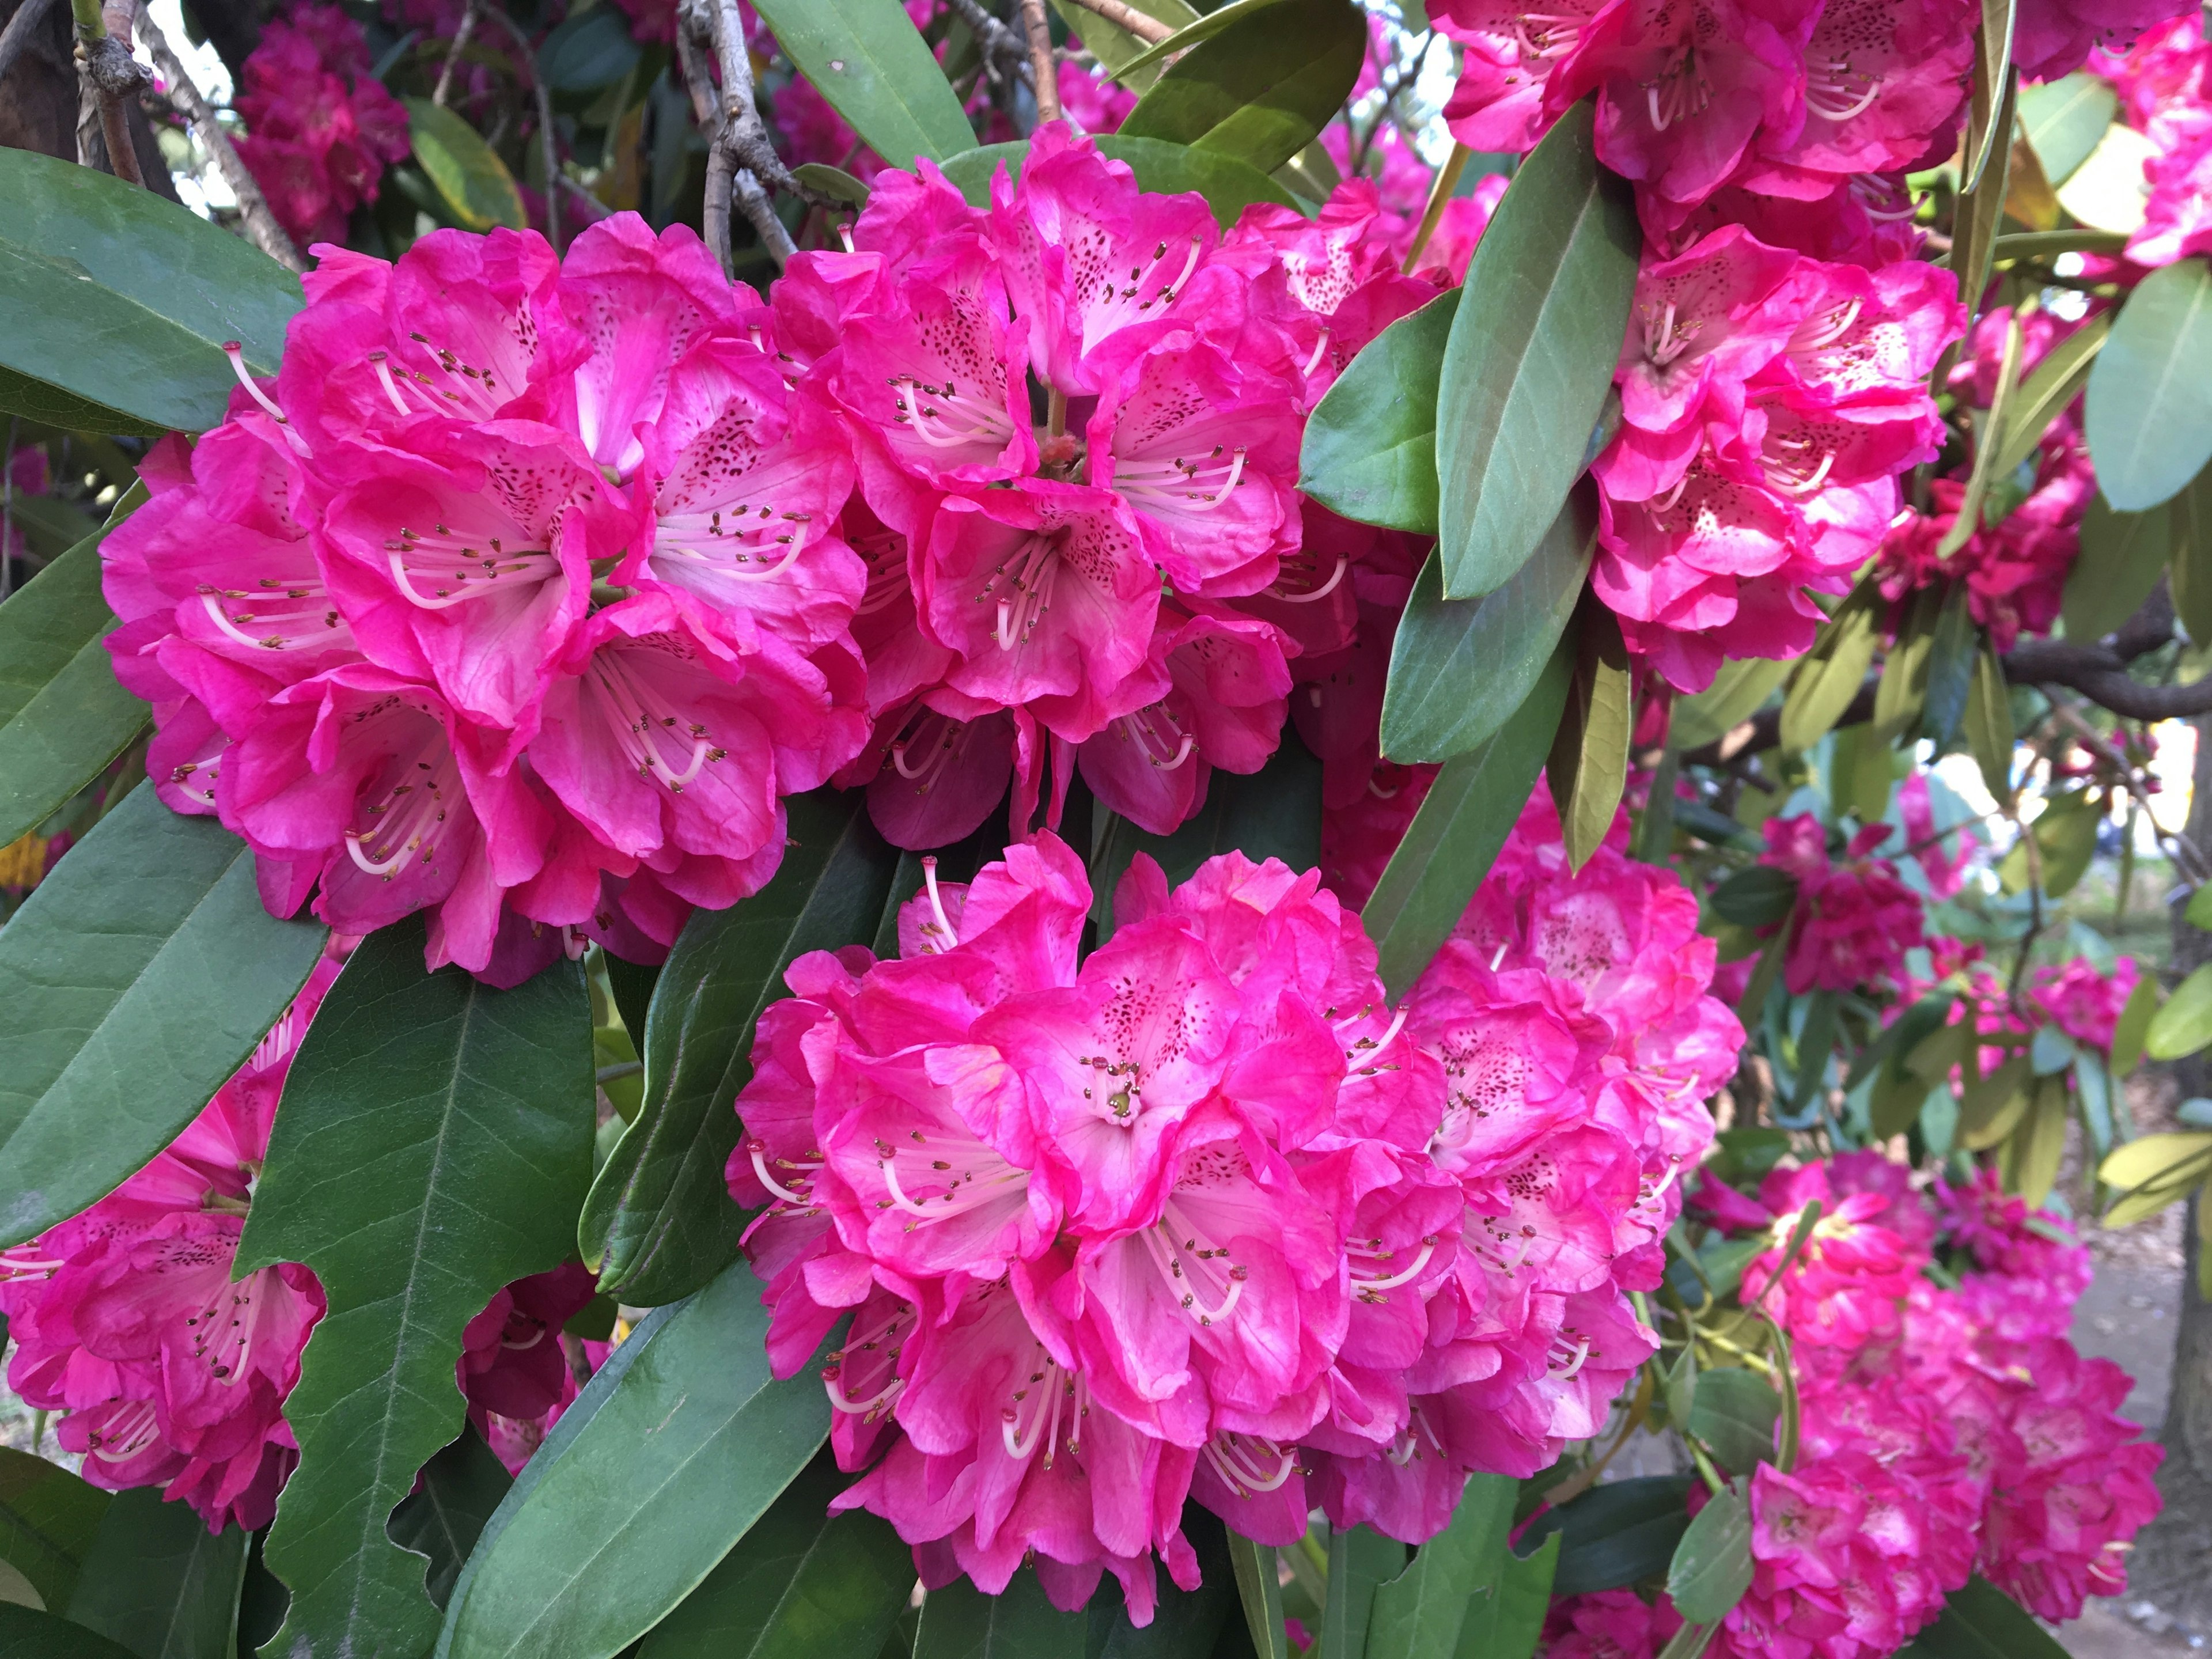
left=1365, top=1476, right=1516, bottom=1659
left=1226, top=1537, right=1289, bottom=1659
left=238, top=922, right=594, bottom=1659
left=406, top=99, right=528, bottom=230
left=1665, top=1480, right=1752, bottom=1626
left=0, top=1449, right=108, bottom=1616
left=536, top=8, right=642, bottom=92
left=937, top=137, right=1298, bottom=224
left=1319, top=1528, right=1404, bottom=1659
left=1685, top=1370, right=1779, bottom=1476
left=1523, top=1478, right=1694, bottom=1599
left=1119, top=0, right=1365, bottom=176
left=2086, top=256, right=2212, bottom=510
left=1450, top=1533, right=1556, bottom=1659
left=387, top=1431, right=513, bottom=1613
left=1300, top=288, right=1459, bottom=535
left=2149, top=964, right=2212, bottom=1060
left=1546, top=603, right=1633, bottom=872
left=1899, top=1575, right=2070, bottom=1658
left=63, top=1487, right=247, bottom=1659
left=2018, top=71, right=2119, bottom=184
left=912, top=1569, right=1085, bottom=1659
left=0, top=1603, right=143, bottom=1658
left=751, top=0, right=976, bottom=166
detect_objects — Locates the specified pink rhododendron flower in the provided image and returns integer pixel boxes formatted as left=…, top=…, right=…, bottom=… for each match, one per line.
left=457, top=1261, right=600, bottom=1474
left=2020, top=0, right=2199, bottom=81
left=1740, top=1166, right=1925, bottom=1350
left=2028, top=956, right=2141, bottom=1054
left=1756, top=815, right=1925, bottom=994
left=235, top=3, right=410, bottom=249
left=1897, top=772, right=1978, bottom=897
left=1540, top=1589, right=1684, bottom=1658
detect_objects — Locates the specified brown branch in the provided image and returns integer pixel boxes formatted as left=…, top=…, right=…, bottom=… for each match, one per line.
left=431, top=0, right=479, bottom=106
left=73, top=0, right=146, bottom=187
left=1057, top=0, right=1172, bottom=44
left=1018, top=0, right=1058, bottom=120
left=133, top=1, right=305, bottom=269
left=679, top=0, right=830, bottom=272
left=942, top=0, right=1031, bottom=89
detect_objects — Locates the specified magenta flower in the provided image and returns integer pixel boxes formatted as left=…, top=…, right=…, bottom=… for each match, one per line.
left=2019, top=0, right=2199, bottom=80
left=234, top=3, right=410, bottom=250
left=1757, top=815, right=1925, bottom=995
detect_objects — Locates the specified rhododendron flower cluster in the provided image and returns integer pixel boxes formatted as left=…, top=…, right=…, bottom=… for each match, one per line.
left=726, top=787, right=1736, bottom=1618
left=2084, top=12, right=2212, bottom=266
left=104, top=214, right=870, bottom=984
left=234, top=3, right=411, bottom=250
left=456, top=1260, right=607, bottom=1474
left=1756, top=815, right=1926, bottom=994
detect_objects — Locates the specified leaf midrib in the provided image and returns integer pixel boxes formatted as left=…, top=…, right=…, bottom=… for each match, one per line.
left=0, top=238, right=284, bottom=379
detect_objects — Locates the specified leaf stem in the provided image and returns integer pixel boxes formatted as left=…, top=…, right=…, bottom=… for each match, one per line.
left=1400, top=141, right=1468, bottom=274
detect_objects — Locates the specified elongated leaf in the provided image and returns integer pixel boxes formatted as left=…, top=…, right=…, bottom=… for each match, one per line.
left=749, top=0, right=976, bottom=166
left=1089, top=1511, right=1238, bottom=1658
left=1367, top=637, right=1573, bottom=999
left=937, top=137, right=1298, bottom=225
left=237, top=921, right=594, bottom=1659
left=1778, top=585, right=1880, bottom=753
left=1992, top=312, right=2109, bottom=482
left=404, top=100, right=526, bottom=232
left=387, top=1430, right=513, bottom=1613
left=2065, top=494, right=2170, bottom=643
left=2002, top=1073, right=2070, bottom=1206
left=0, top=787, right=327, bottom=1246
left=1950, top=71, right=2017, bottom=334
left=1381, top=481, right=1596, bottom=762
left=1547, top=602, right=1631, bottom=872
left=536, top=7, right=641, bottom=92
left=2149, top=965, right=2212, bottom=1060
left=64, top=1487, right=247, bottom=1659
left=0, top=1449, right=107, bottom=1615
left=0, top=147, right=300, bottom=435
left=1437, top=101, right=1639, bottom=600
left=2172, top=464, right=2212, bottom=642
left=1919, top=584, right=1976, bottom=745
left=1963, top=637, right=2014, bottom=805
left=1119, top=0, right=1365, bottom=176
left=1321, top=1527, right=1405, bottom=1659
left=1873, top=585, right=1939, bottom=743
left=2112, top=973, right=2159, bottom=1076
left=2020, top=71, right=2119, bottom=185
left=1665, top=1482, right=1751, bottom=1627
left=1522, top=1477, right=1692, bottom=1599
left=2057, top=121, right=2160, bottom=232
left=1300, top=288, right=1460, bottom=533
left=1997, top=789, right=2099, bottom=897
left=1710, top=868, right=1797, bottom=929
left=1685, top=1370, right=1778, bottom=1477
left=1450, top=1535, right=1556, bottom=1659
left=0, top=493, right=149, bottom=849
left=639, top=1450, right=912, bottom=1659
left=1051, top=0, right=1199, bottom=89
left=1939, top=315, right=2025, bottom=560
left=1899, top=1575, right=2069, bottom=1658
left=582, top=791, right=897, bottom=1306
left=1366, top=1475, right=1515, bottom=1659
left=440, top=1259, right=835, bottom=1658
left=2087, top=256, right=2212, bottom=510
left=1228, top=1538, right=1289, bottom=1659
left=913, top=1568, right=1085, bottom=1659
left=1959, top=1053, right=2033, bottom=1149
left=0, top=1603, right=142, bottom=1658
left=1964, top=0, right=2017, bottom=188
left=1112, top=0, right=1288, bottom=76
left=1671, top=658, right=1789, bottom=751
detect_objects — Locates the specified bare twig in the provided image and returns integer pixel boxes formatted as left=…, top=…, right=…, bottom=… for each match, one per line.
left=0, top=0, right=60, bottom=93
left=680, top=0, right=827, bottom=272
left=475, top=3, right=559, bottom=251
left=73, top=0, right=147, bottom=185
left=942, top=0, right=1031, bottom=88
left=1057, top=0, right=1172, bottom=44
left=1018, top=0, right=1058, bottom=120
left=133, top=2, right=305, bottom=269
left=431, top=0, right=480, bottom=107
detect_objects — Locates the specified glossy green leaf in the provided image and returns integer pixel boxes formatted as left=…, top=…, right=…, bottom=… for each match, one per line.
left=2064, top=490, right=2167, bottom=640
left=2150, top=963, right=2212, bottom=1059
left=537, top=6, right=641, bottom=90
left=0, top=490, right=149, bottom=849
left=1366, top=1475, right=1516, bottom=1659
left=1088, top=1512, right=1239, bottom=1658
left=1112, top=0, right=1289, bottom=75
left=1300, top=288, right=1460, bottom=534
left=1449, top=1535, right=1557, bottom=1659
left=3, top=495, right=100, bottom=561
left=1118, top=0, right=1364, bottom=176
left=1778, top=585, right=1879, bottom=754
left=404, top=99, right=527, bottom=231
left=387, top=1430, right=513, bottom=1613
left=1366, top=636, right=1573, bottom=999
left=0, top=786, right=327, bottom=1247
left=1963, top=637, right=2015, bottom=805
left=1051, top=0, right=1199, bottom=89
left=1899, top=1575, right=2069, bottom=1658
left=1710, top=868, right=1798, bottom=929
left=1992, top=311, right=2109, bottom=482
left=0, top=147, right=300, bottom=435
left=1665, top=1482, right=1752, bottom=1626
left=1950, top=70, right=2017, bottom=332
left=791, top=163, right=872, bottom=206
left=2019, top=71, right=2119, bottom=185
left=913, top=1568, right=1085, bottom=1659
left=1919, top=584, right=1976, bottom=746
left=2099, top=1132, right=2212, bottom=1225
left=0, top=1603, right=142, bottom=1658
left=0, top=1449, right=107, bottom=1616
left=439, top=1259, right=835, bottom=1658
left=2112, top=972, right=2159, bottom=1076
left=2086, top=255, right=2212, bottom=510
left=1547, top=602, right=1631, bottom=872
left=1381, top=480, right=1596, bottom=762
left=1227, top=1537, right=1289, bottom=1659
left=1670, top=658, right=1789, bottom=751
left=1092, top=730, right=1323, bottom=935
left=237, top=921, right=594, bottom=1659
left=1321, top=1527, right=1405, bottom=1659
left=936, top=137, right=1298, bottom=225
left=1685, top=1370, right=1779, bottom=1477
left=638, top=1450, right=912, bottom=1659
left=582, top=790, right=898, bottom=1306
left=751, top=0, right=984, bottom=165
left=1964, top=0, right=2017, bottom=188
left=63, top=1487, right=246, bottom=1659
left=1522, top=1477, right=1692, bottom=1599
left=1436, top=101, right=1639, bottom=600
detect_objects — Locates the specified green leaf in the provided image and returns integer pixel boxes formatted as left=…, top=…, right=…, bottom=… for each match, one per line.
left=0, top=1603, right=142, bottom=1658
left=2000, top=1073, right=2070, bottom=1207
left=438, top=1259, right=835, bottom=1658
left=1670, top=658, right=1789, bottom=752
left=638, top=1449, right=912, bottom=1659
left=1778, top=585, right=1880, bottom=753
left=912, top=1568, right=1085, bottom=1659
left=2086, top=256, right=2212, bottom=510
left=1299, top=288, right=1460, bottom=534
left=1546, top=601, right=1631, bottom=872
left=1898, top=1575, right=2070, bottom=1658
left=2150, top=963, right=2212, bottom=1060
left=1088, top=1511, right=1239, bottom=1658
left=2171, top=464, right=2212, bottom=642
left=1435, top=100, right=1639, bottom=600
left=1365, top=1475, right=1515, bottom=1659
left=537, top=6, right=641, bottom=90
left=1366, top=637, right=1573, bottom=999
left=0, top=1449, right=107, bottom=1616
left=0, top=147, right=301, bottom=436
left=1665, top=1481, right=1752, bottom=1627
left=1950, top=70, right=2017, bottom=333
left=1919, top=584, right=1976, bottom=746
left=63, top=1487, right=247, bottom=1659
left=0, top=490, right=149, bottom=849
left=935, top=137, right=1300, bottom=226
left=1964, top=0, right=2017, bottom=189
left=237, top=921, right=594, bottom=1659
left=0, top=786, right=328, bottom=1246
left=1521, top=1477, right=1692, bottom=1599
left=1381, top=481, right=1597, bottom=763
left=1685, top=1370, right=1779, bottom=1477
left=1091, top=730, right=1323, bottom=937
left=387, top=1430, right=513, bottom=1613
left=1227, top=1538, right=1289, bottom=1659
left=2100, top=1132, right=2212, bottom=1225
left=1118, top=0, right=1363, bottom=175
left=1449, top=1535, right=1556, bottom=1659
left=2111, top=972, right=2159, bottom=1076
left=581, top=790, right=898, bottom=1306
left=1997, top=789, right=2100, bottom=898
left=1991, top=311, right=2109, bottom=483
left=2019, top=71, right=2119, bottom=185
left=2065, top=492, right=2170, bottom=645
left=1959, top=1052, right=2033, bottom=1150
left=1709, top=868, right=1798, bottom=930
left=404, top=99, right=527, bottom=231
left=1050, top=0, right=1199, bottom=89
left=791, top=163, right=872, bottom=206
left=1320, top=1527, right=1405, bottom=1659
left=1111, top=0, right=1288, bottom=77
left=1963, top=635, right=2015, bottom=805
left=749, top=0, right=982, bottom=166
